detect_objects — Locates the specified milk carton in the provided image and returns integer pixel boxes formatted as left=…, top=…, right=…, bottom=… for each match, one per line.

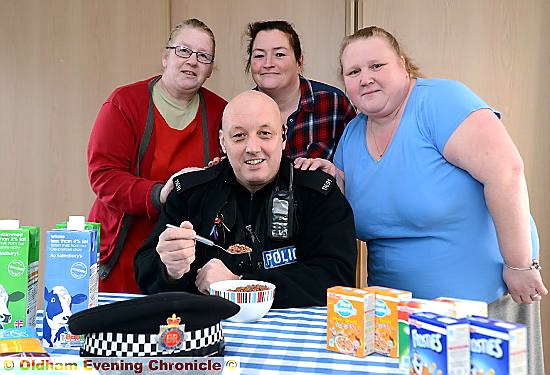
left=409, top=312, right=470, bottom=375
left=433, top=297, right=488, bottom=318
left=55, top=219, right=100, bottom=251
left=42, top=216, right=99, bottom=348
left=398, top=299, right=456, bottom=371
left=327, top=286, right=375, bottom=357
left=365, top=286, right=412, bottom=357
left=0, top=220, right=39, bottom=330
left=469, top=316, right=527, bottom=375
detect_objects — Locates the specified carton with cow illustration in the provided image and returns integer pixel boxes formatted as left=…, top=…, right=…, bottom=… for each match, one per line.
left=0, top=220, right=40, bottom=330
left=42, top=216, right=99, bottom=348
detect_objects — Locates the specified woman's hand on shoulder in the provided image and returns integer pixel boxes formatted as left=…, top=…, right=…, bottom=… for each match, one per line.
left=294, top=157, right=346, bottom=192
left=207, top=156, right=226, bottom=168
left=294, top=157, right=338, bottom=176
left=160, top=167, right=204, bottom=204
left=159, top=157, right=225, bottom=204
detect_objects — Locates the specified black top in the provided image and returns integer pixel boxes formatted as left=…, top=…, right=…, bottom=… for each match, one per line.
left=134, top=157, right=357, bottom=308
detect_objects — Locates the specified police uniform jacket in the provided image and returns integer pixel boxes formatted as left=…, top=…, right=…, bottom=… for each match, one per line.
left=134, top=157, right=357, bottom=308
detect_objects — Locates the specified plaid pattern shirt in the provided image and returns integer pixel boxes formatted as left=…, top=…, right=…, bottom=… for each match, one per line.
left=285, top=76, right=356, bottom=160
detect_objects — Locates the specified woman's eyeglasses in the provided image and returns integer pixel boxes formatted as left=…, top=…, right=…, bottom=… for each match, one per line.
left=166, top=45, right=214, bottom=64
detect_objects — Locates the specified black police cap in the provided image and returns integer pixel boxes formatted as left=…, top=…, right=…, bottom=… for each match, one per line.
left=68, top=292, right=239, bottom=357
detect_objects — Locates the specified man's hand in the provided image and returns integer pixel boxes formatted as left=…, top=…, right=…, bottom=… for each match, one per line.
left=195, top=258, right=240, bottom=294
left=156, top=221, right=196, bottom=280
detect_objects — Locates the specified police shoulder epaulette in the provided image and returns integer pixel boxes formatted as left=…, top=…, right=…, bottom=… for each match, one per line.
left=172, top=163, right=223, bottom=194
left=293, top=169, right=336, bottom=195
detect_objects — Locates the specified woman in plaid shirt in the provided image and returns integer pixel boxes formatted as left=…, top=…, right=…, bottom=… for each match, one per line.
left=245, top=20, right=356, bottom=161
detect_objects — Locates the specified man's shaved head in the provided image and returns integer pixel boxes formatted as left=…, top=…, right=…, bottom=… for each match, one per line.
left=219, top=90, right=286, bottom=193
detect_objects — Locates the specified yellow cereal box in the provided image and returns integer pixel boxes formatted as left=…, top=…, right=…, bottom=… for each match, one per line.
left=327, top=286, right=375, bottom=357
left=365, top=286, right=412, bottom=358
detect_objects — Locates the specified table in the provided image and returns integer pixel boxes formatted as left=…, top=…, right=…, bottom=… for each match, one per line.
left=37, top=293, right=403, bottom=374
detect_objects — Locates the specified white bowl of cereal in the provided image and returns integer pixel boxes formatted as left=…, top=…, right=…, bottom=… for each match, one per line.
left=209, top=280, right=275, bottom=322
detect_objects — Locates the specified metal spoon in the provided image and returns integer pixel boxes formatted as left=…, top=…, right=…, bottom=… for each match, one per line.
left=165, top=224, right=239, bottom=254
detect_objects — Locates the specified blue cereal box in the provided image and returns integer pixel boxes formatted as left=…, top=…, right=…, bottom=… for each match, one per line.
left=398, top=299, right=456, bottom=371
left=469, top=316, right=527, bottom=375
left=409, top=312, right=470, bottom=375
left=42, top=216, right=99, bottom=348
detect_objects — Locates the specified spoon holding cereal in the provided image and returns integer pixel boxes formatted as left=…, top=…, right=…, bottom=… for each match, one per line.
left=165, top=224, right=251, bottom=254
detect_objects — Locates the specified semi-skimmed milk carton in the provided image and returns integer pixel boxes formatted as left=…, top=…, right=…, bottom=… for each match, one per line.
left=365, top=286, right=412, bottom=357
left=409, top=311, right=470, bottom=375
left=42, top=216, right=99, bottom=348
left=398, top=298, right=456, bottom=371
left=469, top=316, right=527, bottom=375
left=433, top=297, right=488, bottom=318
left=327, top=286, right=375, bottom=357
left=0, top=219, right=39, bottom=329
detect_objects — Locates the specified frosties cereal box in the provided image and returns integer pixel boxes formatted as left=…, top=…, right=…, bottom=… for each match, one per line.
left=409, top=312, right=470, bottom=375
left=469, top=316, right=527, bottom=375
left=398, top=299, right=456, bottom=371
left=365, top=286, right=412, bottom=357
left=433, top=297, right=488, bottom=318
left=327, top=286, right=375, bottom=357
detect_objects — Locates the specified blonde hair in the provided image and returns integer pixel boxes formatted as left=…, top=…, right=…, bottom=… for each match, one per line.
left=167, top=18, right=216, bottom=55
left=339, top=26, right=422, bottom=78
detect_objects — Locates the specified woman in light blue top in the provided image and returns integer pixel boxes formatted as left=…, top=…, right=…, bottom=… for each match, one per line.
left=295, top=26, right=547, bottom=373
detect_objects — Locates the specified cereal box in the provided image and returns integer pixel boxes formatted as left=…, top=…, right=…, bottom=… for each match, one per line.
left=0, top=327, right=48, bottom=357
left=327, top=286, right=375, bottom=357
left=42, top=216, right=99, bottom=348
left=398, top=299, right=456, bottom=371
left=365, top=286, right=412, bottom=357
left=409, top=312, right=470, bottom=375
left=0, top=219, right=39, bottom=330
left=469, top=316, right=527, bottom=375
left=433, top=297, right=488, bottom=318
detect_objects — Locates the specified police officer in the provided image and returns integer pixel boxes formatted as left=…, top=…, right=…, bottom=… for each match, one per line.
left=135, top=91, right=356, bottom=308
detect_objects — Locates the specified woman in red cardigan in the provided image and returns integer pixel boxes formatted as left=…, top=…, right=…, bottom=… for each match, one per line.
left=87, top=19, right=227, bottom=293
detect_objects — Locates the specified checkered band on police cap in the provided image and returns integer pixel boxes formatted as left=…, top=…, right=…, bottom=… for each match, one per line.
left=81, top=323, right=223, bottom=357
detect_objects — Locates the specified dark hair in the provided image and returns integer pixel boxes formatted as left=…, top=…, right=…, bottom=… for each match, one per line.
left=168, top=18, right=216, bottom=55
left=244, top=20, right=302, bottom=73
left=339, top=26, right=422, bottom=78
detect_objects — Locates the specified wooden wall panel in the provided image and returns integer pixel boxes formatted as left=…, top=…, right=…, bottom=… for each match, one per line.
left=171, top=0, right=348, bottom=100
left=0, top=0, right=170, bottom=299
left=361, top=0, right=550, bottom=369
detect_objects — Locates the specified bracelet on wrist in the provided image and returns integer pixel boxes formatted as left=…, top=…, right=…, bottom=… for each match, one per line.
left=504, top=259, right=542, bottom=271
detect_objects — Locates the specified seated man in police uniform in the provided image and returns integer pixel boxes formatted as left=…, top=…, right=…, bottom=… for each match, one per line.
left=135, top=90, right=356, bottom=308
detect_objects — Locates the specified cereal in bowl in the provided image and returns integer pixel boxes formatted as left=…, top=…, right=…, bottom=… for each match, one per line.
left=228, top=284, right=269, bottom=292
